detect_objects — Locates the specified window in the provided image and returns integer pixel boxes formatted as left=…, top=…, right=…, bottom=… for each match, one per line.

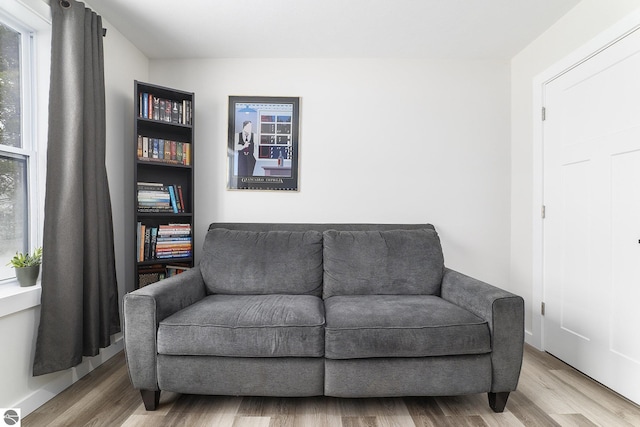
left=0, top=13, right=37, bottom=282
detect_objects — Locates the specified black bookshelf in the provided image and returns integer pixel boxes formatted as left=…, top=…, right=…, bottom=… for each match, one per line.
left=134, top=81, right=195, bottom=288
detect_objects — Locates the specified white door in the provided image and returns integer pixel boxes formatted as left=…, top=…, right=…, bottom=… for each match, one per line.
left=543, top=26, right=640, bottom=404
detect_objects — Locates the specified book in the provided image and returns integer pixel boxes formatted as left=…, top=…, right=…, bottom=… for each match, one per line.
left=153, top=96, right=160, bottom=120
left=156, top=236, right=191, bottom=242
left=150, top=227, right=158, bottom=259
left=166, top=264, right=190, bottom=277
left=172, top=101, right=179, bottom=123
left=141, top=92, right=148, bottom=118
left=138, top=223, right=146, bottom=261
left=177, top=185, right=185, bottom=212
left=159, top=99, right=166, bottom=121
left=164, top=140, right=172, bottom=159
left=167, top=186, right=179, bottom=213
left=158, top=139, right=165, bottom=160
left=172, top=185, right=182, bottom=212
left=185, top=100, right=192, bottom=125
left=136, top=222, right=142, bottom=262
left=158, top=223, right=191, bottom=233
left=171, top=141, right=177, bottom=161
left=183, top=143, right=190, bottom=165
left=164, top=101, right=171, bottom=122
left=144, top=227, right=151, bottom=260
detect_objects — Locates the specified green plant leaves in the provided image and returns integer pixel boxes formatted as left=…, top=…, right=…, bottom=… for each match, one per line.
left=7, top=246, right=42, bottom=267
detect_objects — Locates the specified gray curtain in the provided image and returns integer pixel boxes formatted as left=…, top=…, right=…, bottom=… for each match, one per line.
left=33, top=0, right=120, bottom=376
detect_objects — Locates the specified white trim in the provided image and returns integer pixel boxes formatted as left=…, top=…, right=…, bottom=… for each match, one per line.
left=531, top=8, right=640, bottom=351
left=9, top=0, right=51, bottom=27
left=23, top=25, right=42, bottom=254
left=13, top=336, right=124, bottom=417
left=0, top=0, right=47, bottom=287
left=0, top=281, right=40, bottom=318
left=530, top=75, right=545, bottom=351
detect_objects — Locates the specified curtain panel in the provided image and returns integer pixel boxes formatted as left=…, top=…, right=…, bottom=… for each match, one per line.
left=33, top=0, right=120, bottom=376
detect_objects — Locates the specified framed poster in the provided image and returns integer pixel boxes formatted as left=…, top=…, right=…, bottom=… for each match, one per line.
left=227, top=96, right=300, bottom=191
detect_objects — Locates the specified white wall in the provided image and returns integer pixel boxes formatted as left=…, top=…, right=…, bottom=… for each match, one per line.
left=149, top=58, right=512, bottom=288
left=100, top=13, right=150, bottom=297
left=0, top=1, right=149, bottom=413
left=510, top=0, right=640, bottom=342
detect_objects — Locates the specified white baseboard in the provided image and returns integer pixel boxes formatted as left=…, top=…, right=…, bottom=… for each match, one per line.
left=524, top=329, right=542, bottom=350
left=16, top=335, right=124, bottom=417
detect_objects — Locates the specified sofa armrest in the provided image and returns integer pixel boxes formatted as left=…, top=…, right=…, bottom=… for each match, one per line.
left=123, top=266, right=207, bottom=391
left=440, top=268, right=524, bottom=392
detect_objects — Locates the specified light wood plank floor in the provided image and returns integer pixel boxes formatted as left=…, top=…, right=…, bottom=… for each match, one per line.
left=23, top=345, right=640, bottom=426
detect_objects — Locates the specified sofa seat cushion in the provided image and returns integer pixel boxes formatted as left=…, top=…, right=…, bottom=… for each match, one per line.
left=323, top=229, right=445, bottom=298
left=158, top=294, right=325, bottom=357
left=324, top=295, right=490, bottom=359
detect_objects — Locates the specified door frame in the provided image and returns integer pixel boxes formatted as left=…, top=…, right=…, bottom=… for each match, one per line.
left=531, top=10, right=640, bottom=350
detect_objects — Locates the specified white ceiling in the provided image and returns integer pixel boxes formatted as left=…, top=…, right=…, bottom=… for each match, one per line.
left=94, top=0, right=581, bottom=60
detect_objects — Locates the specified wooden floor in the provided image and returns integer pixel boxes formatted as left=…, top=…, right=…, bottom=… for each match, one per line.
left=23, top=345, right=640, bottom=427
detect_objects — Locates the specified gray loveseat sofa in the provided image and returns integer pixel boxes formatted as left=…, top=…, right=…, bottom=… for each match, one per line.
left=123, top=223, right=524, bottom=412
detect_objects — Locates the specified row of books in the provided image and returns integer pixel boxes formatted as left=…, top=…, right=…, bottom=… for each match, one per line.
left=137, top=223, right=192, bottom=262
left=137, top=136, right=191, bottom=165
left=137, top=182, right=187, bottom=213
left=139, top=92, right=193, bottom=125
left=138, top=263, right=191, bottom=287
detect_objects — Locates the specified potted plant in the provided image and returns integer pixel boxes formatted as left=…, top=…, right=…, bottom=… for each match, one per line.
left=7, top=247, right=42, bottom=287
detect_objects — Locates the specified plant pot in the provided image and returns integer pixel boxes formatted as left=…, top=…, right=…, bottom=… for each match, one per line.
left=15, top=265, right=40, bottom=287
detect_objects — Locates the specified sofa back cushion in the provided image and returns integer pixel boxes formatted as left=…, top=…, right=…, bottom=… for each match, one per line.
left=201, top=228, right=323, bottom=296
left=323, top=229, right=444, bottom=298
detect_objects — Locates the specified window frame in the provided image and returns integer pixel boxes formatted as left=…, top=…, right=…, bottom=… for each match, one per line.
left=0, top=10, right=40, bottom=282
left=0, top=0, right=50, bottom=314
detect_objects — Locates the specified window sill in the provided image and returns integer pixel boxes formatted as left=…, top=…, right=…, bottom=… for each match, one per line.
left=0, top=280, right=41, bottom=318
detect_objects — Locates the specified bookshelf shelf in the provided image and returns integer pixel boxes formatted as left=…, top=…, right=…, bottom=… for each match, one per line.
left=136, top=212, right=193, bottom=218
left=137, top=257, right=194, bottom=267
left=136, top=159, right=193, bottom=169
left=134, top=80, right=195, bottom=288
left=137, top=117, right=192, bottom=128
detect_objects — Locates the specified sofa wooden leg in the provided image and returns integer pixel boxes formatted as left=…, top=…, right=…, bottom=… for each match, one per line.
left=141, top=390, right=161, bottom=411
left=488, top=392, right=510, bottom=413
